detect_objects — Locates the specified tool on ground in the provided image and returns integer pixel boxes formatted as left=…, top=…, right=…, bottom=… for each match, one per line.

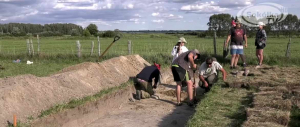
left=98, top=36, right=121, bottom=60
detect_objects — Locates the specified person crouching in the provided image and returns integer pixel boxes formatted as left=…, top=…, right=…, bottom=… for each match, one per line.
left=134, top=63, right=161, bottom=100
left=199, top=57, right=227, bottom=92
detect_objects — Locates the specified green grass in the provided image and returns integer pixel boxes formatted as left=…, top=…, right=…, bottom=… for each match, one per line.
left=289, top=106, right=300, bottom=127
left=38, top=80, right=132, bottom=118
left=187, top=83, right=254, bottom=127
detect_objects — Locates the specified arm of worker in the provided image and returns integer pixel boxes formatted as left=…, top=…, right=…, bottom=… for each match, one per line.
left=188, top=52, right=197, bottom=69
left=225, top=35, right=231, bottom=48
left=199, top=75, right=208, bottom=87
left=219, top=68, right=227, bottom=81
left=244, top=34, right=248, bottom=48
left=153, top=70, right=160, bottom=89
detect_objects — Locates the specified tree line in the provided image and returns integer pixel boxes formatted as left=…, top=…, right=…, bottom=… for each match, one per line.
left=0, top=23, right=117, bottom=37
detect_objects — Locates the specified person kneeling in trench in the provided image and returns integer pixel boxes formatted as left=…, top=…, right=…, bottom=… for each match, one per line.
left=199, top=57, right=227, bottom=92
left=134, top=63, right=161, bottom=100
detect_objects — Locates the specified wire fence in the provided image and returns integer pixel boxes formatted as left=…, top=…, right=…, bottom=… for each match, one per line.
left=0, top=36, right=299, bottom=60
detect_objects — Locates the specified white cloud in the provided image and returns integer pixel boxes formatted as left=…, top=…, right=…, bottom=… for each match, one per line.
left=217, top=0, right=254, bottom=8
left=54, top=3, right=99, bottom=10
left=152, top=19, right=164, bottom=23
left=57, top=0, right=95, bottom=3
left=127, top=4, right=134, bottom=9
left=181, top=2, right=228, bottom=14
left=134, top=14, right=142, bottom=18
left=107, top=3, right=112, bottom=9
left=152, top=12, right=160, bottom=16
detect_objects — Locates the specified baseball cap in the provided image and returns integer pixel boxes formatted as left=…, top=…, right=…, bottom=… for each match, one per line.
left=193, top=49, right=201, bottom=59
left=154, top=63, right=161, bottom=70
left=231, top=20, right=236, bottom=26
left=258, top=22, right=265, bottom=26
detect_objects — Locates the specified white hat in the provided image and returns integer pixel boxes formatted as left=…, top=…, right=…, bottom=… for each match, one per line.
left=258, top=22, right=265, bottom=26
left=178, top=37, right=187, bottom=43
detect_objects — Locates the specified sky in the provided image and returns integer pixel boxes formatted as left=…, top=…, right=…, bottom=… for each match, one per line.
left=0, top=0, right=299, bottom=30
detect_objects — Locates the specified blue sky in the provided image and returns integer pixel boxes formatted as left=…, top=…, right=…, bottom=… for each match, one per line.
left=0, top=0, right=299, bottom=30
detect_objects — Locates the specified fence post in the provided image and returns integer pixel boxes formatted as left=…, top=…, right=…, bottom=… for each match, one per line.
left=97, top=36, right=101, bottom=57
left=27, top=39, right=31, bottom=56
left=37, top=35, right=40, bottom=55
left=128, top=40, right=132, bottom=54
left=213, top=30, right=217, bottom=56
left=77, top=40, right=81, bottom=58
left=30, top=39, right=34, bottom=56
left=90, top=41, right=94, bottom=56
left=285, top=38, right=291, bottom=58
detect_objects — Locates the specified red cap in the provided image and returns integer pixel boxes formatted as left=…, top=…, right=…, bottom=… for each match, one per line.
left=232, top=20, right=236, bottom=26
left=154, top=63, right=161, bottom=70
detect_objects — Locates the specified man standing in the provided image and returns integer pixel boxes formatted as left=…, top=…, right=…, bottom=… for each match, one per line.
left=225, top=21, right=248, bottom=69
left=134, top=63, right=161, bottom=100
left=199, top=57, right=227, bottom=92
left=171, top=49, right=200, bottom=106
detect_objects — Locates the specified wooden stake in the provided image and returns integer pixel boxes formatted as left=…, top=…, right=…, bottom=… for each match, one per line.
left=13, top=114, right=17, bottom=127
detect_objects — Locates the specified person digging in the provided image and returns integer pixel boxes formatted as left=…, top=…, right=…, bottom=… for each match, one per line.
left=134, top=63, right=161, bottom=100
left=199, top=57, right=227, bottom=93
left=171, top=49, right=200, bottom=107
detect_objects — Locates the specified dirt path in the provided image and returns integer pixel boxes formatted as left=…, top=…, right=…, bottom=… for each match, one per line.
left=32, top=70, right=202, bottom=127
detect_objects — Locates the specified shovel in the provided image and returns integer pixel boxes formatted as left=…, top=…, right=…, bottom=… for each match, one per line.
left=98, top=36, right=121, bottom=60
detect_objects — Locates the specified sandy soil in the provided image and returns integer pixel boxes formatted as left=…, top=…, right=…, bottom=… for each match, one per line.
left=30, top=68, right=202, bottom=127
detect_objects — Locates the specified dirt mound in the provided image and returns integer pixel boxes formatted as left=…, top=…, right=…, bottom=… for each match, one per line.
left=0, top=55, right=150, bottom=126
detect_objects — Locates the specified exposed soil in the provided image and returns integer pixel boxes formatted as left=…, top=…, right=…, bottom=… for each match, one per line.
left=29, top=68, right=201, bottom=127
left=0, top=55, right=151, bottom=126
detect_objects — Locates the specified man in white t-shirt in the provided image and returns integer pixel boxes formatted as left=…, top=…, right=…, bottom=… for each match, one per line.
left=198, top=57, right=227, bottom=92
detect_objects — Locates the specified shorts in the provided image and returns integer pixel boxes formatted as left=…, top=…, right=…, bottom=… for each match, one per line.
left=256, top=44, right=265, bottom=49
left=171, top=65, right=190, bottom=82
left=230, top=45, right=244, bottom=55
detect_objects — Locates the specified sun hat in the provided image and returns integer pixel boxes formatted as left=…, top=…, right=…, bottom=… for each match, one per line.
left=178, top=37, right=187, bottom=43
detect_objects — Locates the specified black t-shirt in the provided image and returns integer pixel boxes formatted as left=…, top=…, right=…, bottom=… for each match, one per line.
left=136, top=66, right=160, bottom=84
left=228, top=27, right=246, bottom=45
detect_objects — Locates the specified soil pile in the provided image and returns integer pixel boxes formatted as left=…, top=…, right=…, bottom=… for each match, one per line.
left=0, top=55, right=150, bottom=126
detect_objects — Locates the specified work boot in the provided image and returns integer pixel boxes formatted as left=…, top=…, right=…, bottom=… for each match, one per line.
left=151, top=95, right=160, bottom=99
left=136, top=90, right=141, bottom=100
left=242, top=63, right=247, bottom=68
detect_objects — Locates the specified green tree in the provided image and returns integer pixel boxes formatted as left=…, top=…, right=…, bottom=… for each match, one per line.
left=102, top=30, right=115, bottom=37
left=86, top=24, right=98, bottom=36
left=83, top=29, right=91, bottom=37
left=207, top=14, right=232, bottom=37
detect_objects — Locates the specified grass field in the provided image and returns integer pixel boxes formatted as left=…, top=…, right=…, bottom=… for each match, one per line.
left=0, top=34, right=299, bottom=78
